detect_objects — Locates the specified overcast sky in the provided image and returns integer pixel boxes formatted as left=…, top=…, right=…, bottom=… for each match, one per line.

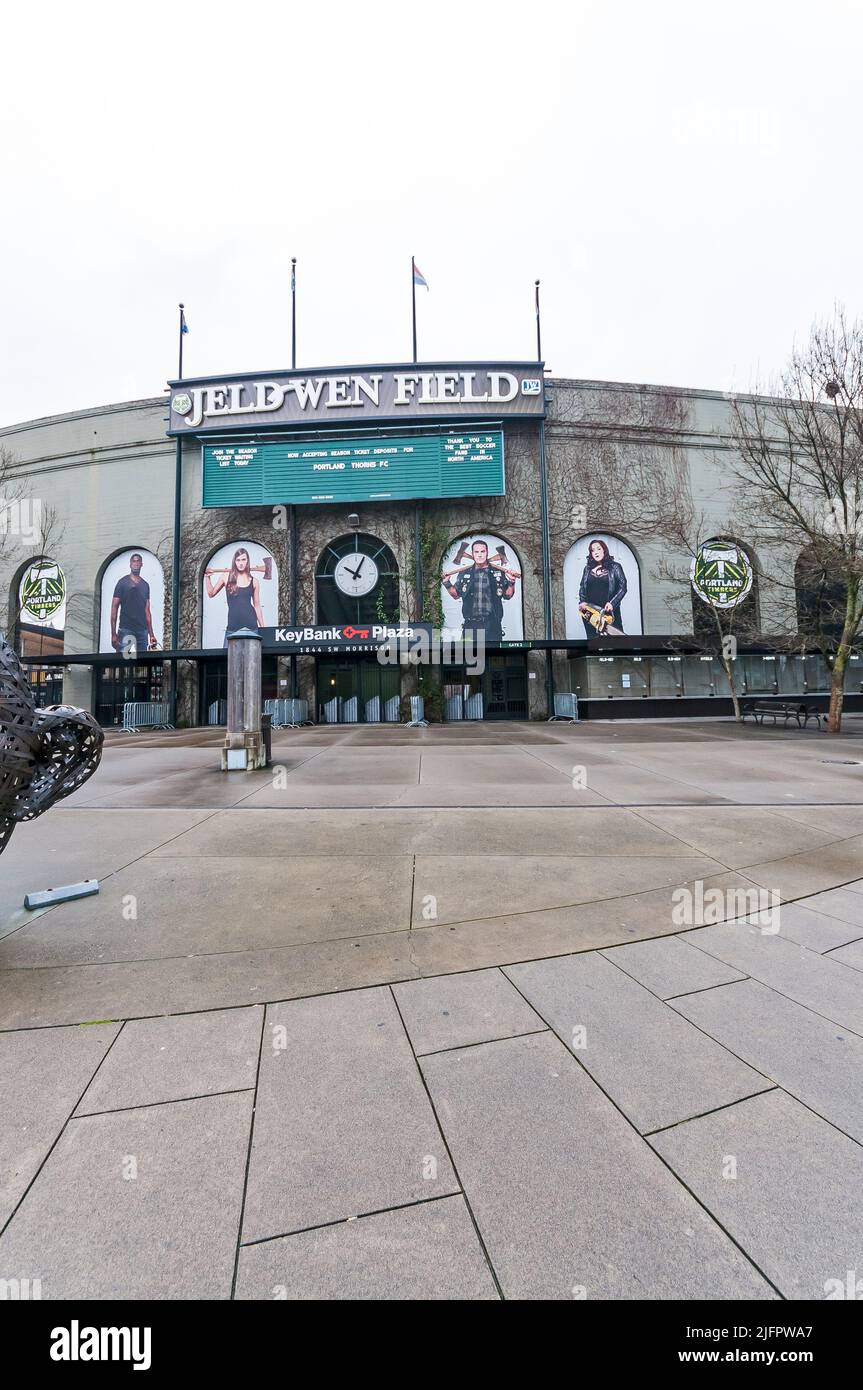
left=2, top=0, right=862, bottom=425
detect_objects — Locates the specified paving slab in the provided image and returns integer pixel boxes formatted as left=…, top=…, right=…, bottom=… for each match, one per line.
left=760, top=901, right=863, bottom=953
left=0, top=808, right=212, bottom=937
left=670, top=979, right=863, bottom=1143
left=600, top=936, right=746, bottom=999
left=242, top=987, right=457, bottom=1242
left=0, top=930, right=426, bottom=1030
left=634, top=806, right=839, bottom=869
left=411, top=853, right=729, bottom=926
left=796, top=887, right=863, bottom=928
left=0, top=1021, right=120, bottom=1231
left=407, top=873, right=767, bottom=976
left=744, top=836, right=863, bottom=899
left=75, top=1007, right=262, bottom=1114
left=828, top=939, right=863, bottom=972
left=773, top=805, right=863, bottom=836
left=0, top=1092, right=252, bottom=1298
left=649, top=1089, right=863, bottom=1300
left=0, top=855, right=413, bottom=967
left=236, top=1195, right=498, bottom=1300
left=505, top=952, right=769, bottom=1133
left=420, top=1032, right=774, bottom=1300
left=393, top=968, right=545, bottom=1055
left=146, top=806, right=690, bottom=860
left=681, top=921, right=863, bottom=1038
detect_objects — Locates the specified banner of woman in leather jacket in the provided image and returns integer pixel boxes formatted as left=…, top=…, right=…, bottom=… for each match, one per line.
left=564, top=534, right=643, bottom=638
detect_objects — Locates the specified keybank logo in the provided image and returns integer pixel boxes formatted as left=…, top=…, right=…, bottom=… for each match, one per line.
left=50, top=1321, right=152, bottom=1371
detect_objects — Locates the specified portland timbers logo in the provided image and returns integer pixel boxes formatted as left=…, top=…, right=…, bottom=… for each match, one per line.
left=691, top=540, right=752, bottom=609
left=21, top=562, right=65, bottom=621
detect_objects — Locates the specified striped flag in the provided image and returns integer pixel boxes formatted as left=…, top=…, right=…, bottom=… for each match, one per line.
left=413, top=262, right=429, bottom=290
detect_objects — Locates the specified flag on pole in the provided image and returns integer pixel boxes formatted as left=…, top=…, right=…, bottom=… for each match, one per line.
left=413, top=262, right=429, bottom=290
left=181, top=307, right=190, bottom=334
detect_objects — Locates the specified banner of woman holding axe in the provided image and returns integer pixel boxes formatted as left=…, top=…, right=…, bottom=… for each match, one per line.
left=441, top=535, right=524, bottom=642
left=204, top=544, right=275, bottom=647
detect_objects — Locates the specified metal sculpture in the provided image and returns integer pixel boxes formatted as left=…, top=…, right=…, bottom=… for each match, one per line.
left=0, top=631, right=103, bottom=856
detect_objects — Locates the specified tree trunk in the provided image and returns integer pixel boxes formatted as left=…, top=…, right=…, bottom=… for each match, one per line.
left=721, top=655, right=742, bottom=721
left=827, top=644, right=848, bottom=733
left=827, top=582, right=858, bottom=734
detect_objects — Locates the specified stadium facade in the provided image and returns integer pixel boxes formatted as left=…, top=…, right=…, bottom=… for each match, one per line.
left=1, top=362, right=856, bottom=726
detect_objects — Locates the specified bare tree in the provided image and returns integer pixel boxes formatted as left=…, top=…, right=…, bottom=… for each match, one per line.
left=727, top=309, right=863, bottom=732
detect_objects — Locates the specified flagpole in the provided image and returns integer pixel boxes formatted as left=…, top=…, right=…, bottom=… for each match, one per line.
left=535, top=280, right=542, bottom=362
left=411, top=256, right=418, bottom=363
left=291, top=259, right=297, bottom=369
left=170, top=303, right=186, bottom=723
left=178, top=303, right=185, bottom=378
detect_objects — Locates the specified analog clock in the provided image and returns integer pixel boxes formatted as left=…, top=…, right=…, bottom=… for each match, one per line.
left=334, top=552, right=379, bottom=597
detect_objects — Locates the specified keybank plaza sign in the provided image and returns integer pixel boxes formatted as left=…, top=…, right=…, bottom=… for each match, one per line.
left=168, top=363, right=545, bottom=433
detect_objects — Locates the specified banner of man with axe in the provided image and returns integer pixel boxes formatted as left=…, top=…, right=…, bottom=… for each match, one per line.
left=442, top=536, right=521, bottom=642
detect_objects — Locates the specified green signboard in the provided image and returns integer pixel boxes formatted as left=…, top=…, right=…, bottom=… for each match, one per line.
left=202, top=430, right=504, bottom=507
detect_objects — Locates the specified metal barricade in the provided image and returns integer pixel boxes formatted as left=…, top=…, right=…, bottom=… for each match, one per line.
left=121, top=701, right=173, bottom=733
left=550, top=692, right=579, bottom=722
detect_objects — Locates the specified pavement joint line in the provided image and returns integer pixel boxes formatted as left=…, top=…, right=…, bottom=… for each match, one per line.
left=661, top=989, right=863, bottom=1155
left=72, top=1085, right=257, bottom=1121
left=0, top=1015, right=128, bottom=1242
left=823, top=933, right=863, bottom=956
left=44, top=799, right=863, bottom=811
left=597, top=951, right=753, bottom=1005
left=676, top=928, right=863, bottom=1040
left=387, top=983, right=505, bottom=1301
left=496, top=966, right=787, bottom=1300
left=230, top=1003, right=268, bottom=1299
left=641, top=1087, right=781, bottom=1138
left=414, top=1027, right=550, bottom=1059
left=236, top=1191, right=469, bottom=1251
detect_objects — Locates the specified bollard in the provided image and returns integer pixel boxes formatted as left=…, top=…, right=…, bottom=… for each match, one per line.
left=221, top=629, right=266, bottom=771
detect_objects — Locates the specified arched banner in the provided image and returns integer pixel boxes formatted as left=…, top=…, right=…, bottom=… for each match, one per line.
left=18, top=558, right=66, bottom=656
left=202, top=540, right=279, bottom=648
left=564, top=534, right=643, bottom=638
left=99, top=549, right=165, bottom=654
left=440, top=533, right=524, bottom=641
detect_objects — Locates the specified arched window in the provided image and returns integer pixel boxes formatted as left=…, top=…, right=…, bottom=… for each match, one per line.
left=315, top=533, right=399, bottom=625
left=563, top=534, right=642, bottom=637
left=795, top=549, right=844, bottom=644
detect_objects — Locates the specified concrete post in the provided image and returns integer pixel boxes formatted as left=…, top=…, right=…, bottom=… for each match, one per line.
left=221, top=629, right=265, bottom=771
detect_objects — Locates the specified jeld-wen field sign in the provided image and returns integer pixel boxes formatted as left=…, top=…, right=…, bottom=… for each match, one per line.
left=202, top=430, right=505, bottom=506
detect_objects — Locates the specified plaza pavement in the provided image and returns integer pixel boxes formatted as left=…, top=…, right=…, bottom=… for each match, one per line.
left=1, top=718, right=862, bottom=1298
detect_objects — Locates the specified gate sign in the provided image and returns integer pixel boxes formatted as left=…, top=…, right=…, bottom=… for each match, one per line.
left=20, top=560, right=66, bottom=622
left=691, top=540, right=753, bottom=609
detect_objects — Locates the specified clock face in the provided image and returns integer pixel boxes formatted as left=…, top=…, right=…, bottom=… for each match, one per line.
left=334, top=552, right=379, bottom=597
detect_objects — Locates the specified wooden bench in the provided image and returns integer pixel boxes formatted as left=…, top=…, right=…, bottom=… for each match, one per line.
left=740, top=700, right=822, bottom=729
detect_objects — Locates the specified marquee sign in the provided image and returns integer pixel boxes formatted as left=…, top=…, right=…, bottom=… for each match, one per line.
left=202, top=430, right=504, bottom=506
left=168, top=363, right=545, bottom=434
